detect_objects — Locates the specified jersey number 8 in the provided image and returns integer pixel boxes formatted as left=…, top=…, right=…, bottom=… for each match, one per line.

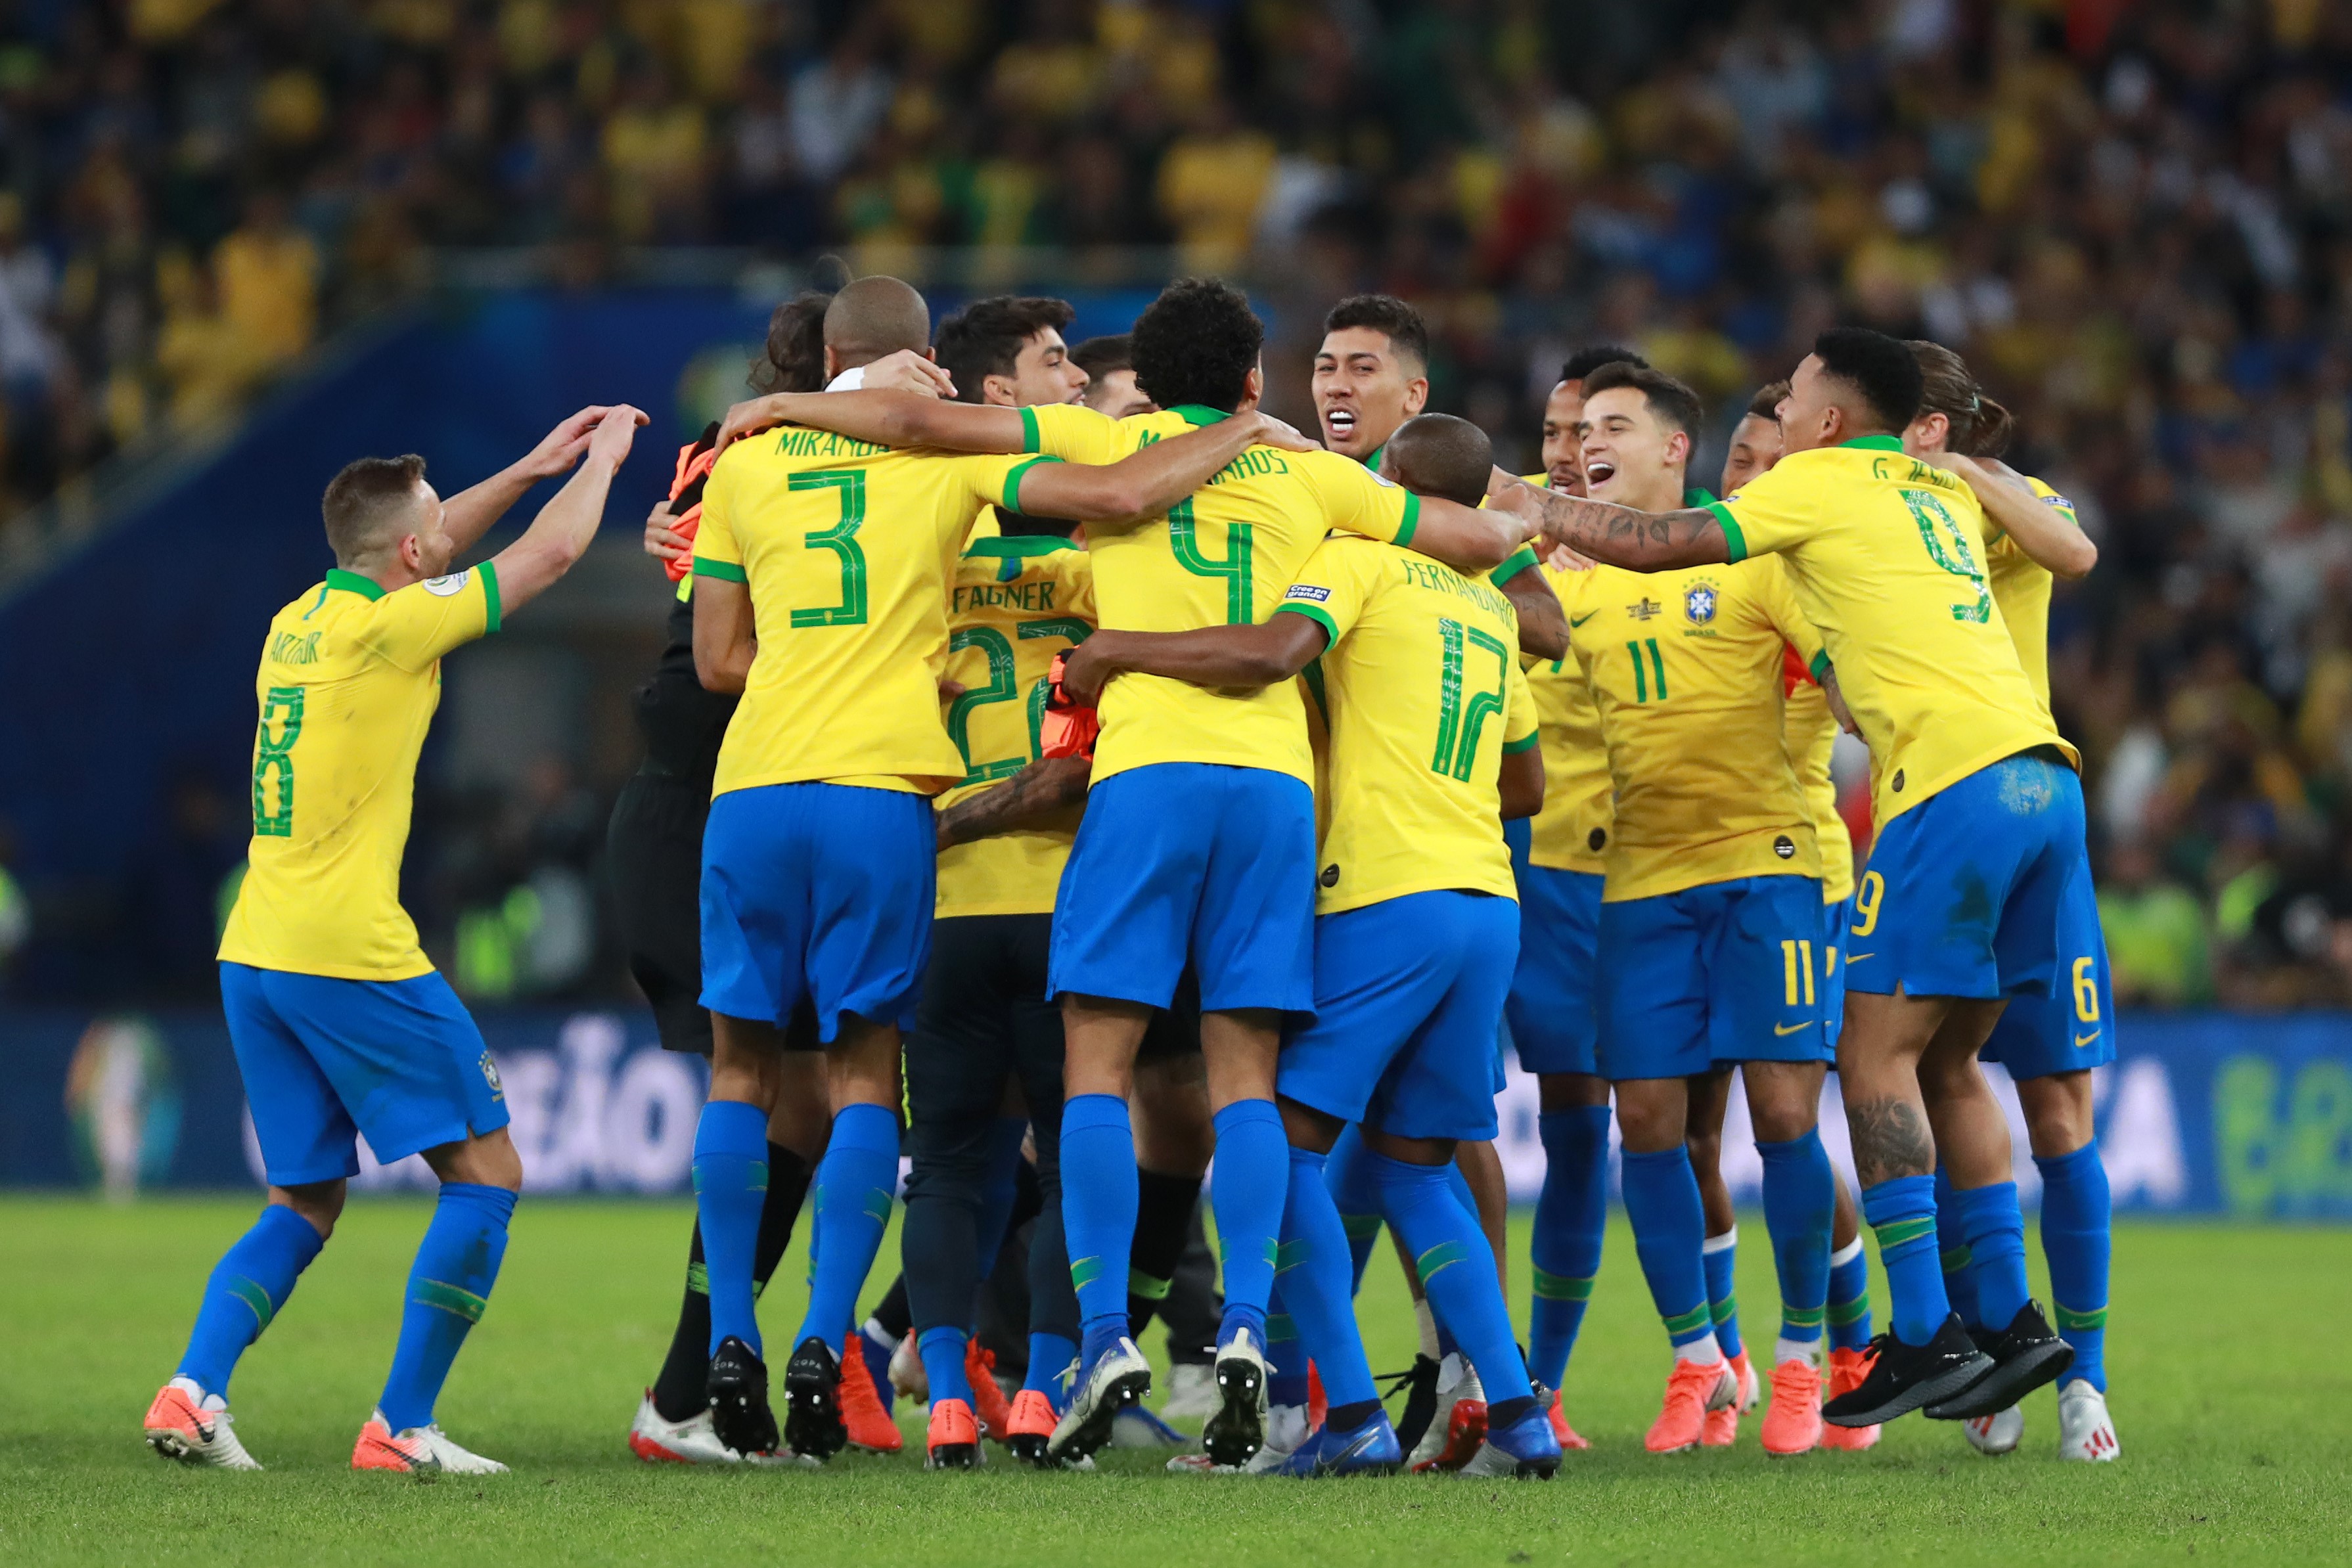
left=252, top=686, right=304, bottom=838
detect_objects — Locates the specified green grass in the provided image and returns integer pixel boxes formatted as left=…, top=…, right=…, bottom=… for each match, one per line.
left=5, top=1197, right=2347, bottom=1567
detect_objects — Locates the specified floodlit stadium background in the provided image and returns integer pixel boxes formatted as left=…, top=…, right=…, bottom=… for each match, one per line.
left=0, top=0, right=2346, bottom=1217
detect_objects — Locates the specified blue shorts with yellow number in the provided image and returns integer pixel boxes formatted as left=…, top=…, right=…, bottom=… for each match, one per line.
left=1980, top=841, right=2115, bottom=1078
left=1845, top=750, right=2085, bottom=1002
left=221, top=962, right=508, bottom=1187
left=1502, top=817, right=1602, bottom=1077
left=1278, top=890, right=1519, bottom=1142
left=700, top=781, right=936, bottom=1041
left=1597, top=874, right=1832, bottom=1081
left=1051, top=762, right=1316, bottom=1015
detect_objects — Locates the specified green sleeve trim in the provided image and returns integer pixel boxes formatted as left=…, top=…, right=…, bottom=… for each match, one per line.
left=324, top=568, right=386, bottom=600
left=1001, top=454, right=1063, bottom=515
left=1171, top=403, right=1230, bottom=426
left=478, top=559, right=502, bottom=635
left=1706, top=500, right=1748, bottom=564
left=1809, top=648, right=1830, bottom=683
left=1502, top=729, right=1541, bottom=754
left=691, top=556, right=747, bottom=583
left=1489, top=543, right=1538, bottom=585
left=1683, top=485, right=1717, bottom=506
left=1392, top=490, right=1420, bottom=549
left=1274, top=600, right=1340, bottom=649
left=1840, top=434, right=1904, bottom=452
left=1018, top=405, right=1041, bottom=454
left=965, top=534, right=1076, bottom=560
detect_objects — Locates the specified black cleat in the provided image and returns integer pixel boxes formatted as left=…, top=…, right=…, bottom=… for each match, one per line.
left=1201, top=1327, right=1269, bottom=1469
left=782, top=1336, right=848, bottom=1462
left=1383, top=1354, right=1443, bottom=1456
left=1821, top=1314, right=1993, bottom=1427
left=1926, top=1301, right=2075, bottom=1421
left=706, top=1336, right=779, bottom=1458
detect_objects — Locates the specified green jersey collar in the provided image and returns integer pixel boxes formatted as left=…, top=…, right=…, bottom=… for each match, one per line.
left=965, top=534, right=1077, bottom=559
left=1683, top=485, right=1717, bottom=506
left=325, top=568, right=386, bottom=600
left=1838, top=434, right=1904, bottom=453
left=1172, top=404, right=1231, bottom=427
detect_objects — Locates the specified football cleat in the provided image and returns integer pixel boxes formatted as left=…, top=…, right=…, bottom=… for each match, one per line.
left=1760, top=1359, right=1823, bottom=1457
left=924, top=1397, right=983, bottom=1470
left=144, top=1378, right=261, bottom=1470
left=1538, top=1385, right=1589, bottom=1452
left=1410, top=1388, right=1488, bottom=1473
left=1456, top=1404, right=1562, bottom=1479
left=1926, top=1302, right=2073, bottom=1422
left=2056, top=1381, right=2119, bottom=1462
left=1201, top=1325, right=1269, bottom=1469
left=1005, top=1388, right=1059, bottom=1466
left=1817, top=1347, right=1880, bottom=1450
left=855, top=1325, right=899, bottom=1419
left=837, top=1330, right=904, bottom=1454
left=780, top=1336, right=849, bottom=1462
left=629, top=1389, right=740, bottom=1464
left=888, top=1331, right=928, bottom=1404
left=1702, top=1350, right=1755, bottom=1446
left=706, top=1335, right=780, bottom=1460
left=1244, top=1402, right=1315, bottom=1473
left=1822, top=1315, right=1991, bottom=1427
left=1646, top=1356, right=1736, bottom=1455
left=1110, top=1402, right=1188, bottom=1448
left=1384, top=1353, right=1443, bottom=1455
left=1964, top=1404, right=2024, bottom=1454
left=1275, top=1411, right=1402, bottom=1477
left=964, top=1339, right=1014, bottom=1441
left=1406, top=1355, right=1483, bottom=1470
left=1160, top=1361, right=1217, bottom=1420
left=1305, top=1362, right=1328, bottom=1432
left=1046, top=1335, right=1152, bottom=1466
left=351, top=1410, right=502, bottom=1475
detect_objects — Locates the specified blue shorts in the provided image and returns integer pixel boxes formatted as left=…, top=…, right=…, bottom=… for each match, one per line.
left=221, top=962, right=507, bottom=1187
left=1821, top=893, right=1849, bottom=1056
left=1981, top=841, right=2114, bottom=1078
left=1502, top=817, right=1602, bottom=1077
left=1846, top=751, right=2085, bottom=1002
left=1597, top=874, right=1832, bottom=1081
left=700, top=782, right=936, bottom=1041
left=1278, top=891, right=1518, bottom=1142
left=1051, top=763, right=1316, bottom=1014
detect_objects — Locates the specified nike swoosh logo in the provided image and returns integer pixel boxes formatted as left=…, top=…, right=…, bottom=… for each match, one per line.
left=1774, top=1021, right=1815, bottom=1036
left=1847, top=952, right=1874, bottom=962
left=2075, top=1031, right=2102, bottom=1047
left=1569, top=612, right=1596, bottom=627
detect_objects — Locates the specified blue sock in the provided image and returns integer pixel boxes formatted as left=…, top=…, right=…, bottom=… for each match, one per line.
left=1619, top=1146, right=1714, bottom=1349
left=378, top=1182, right=515, bottom=1433
left=792, top=1102, right=899, bottom=1355
left=2035, top=1145, right=2110, bottom=1391
left=176, top=1204, right=325, bottom=1398
left=1265, top=1286, right=1310, bottom=1408
left=918, top=1325, right=972, bottom=1408
left=1371, top=1152, right=1531, bottom=1403
left=1323, top=1123, right=1384, bottom=1293
left=1757, top=1131, right=1835, bottom=1351
left=1060, top=1094, right=1137, bottom=1368
left=1704, top=1229, right=1744, bottom=1359
left=1275, top=1146, right=1378, bottom=1408
left=1434, top=1312, right=1460, bottom=1360
left=1951, top=1178, right=2029, bottom=1335
left=1528, top=1107, right=1608, bottom=1389
left=1862, top=1174, right=1949, bottom=1347
left=692, top=1099, right=771, bottom=1355
left=1934, top=1165, right=1981, bottom=1331
left=1828, top=1236, right=1873, bottom=1351
left=1025, top=1331, right=1078, bottom=1410
left=972, top=1116, right=1031, bottom=1280
left=1209, top=1099, right=1286, bottom=1349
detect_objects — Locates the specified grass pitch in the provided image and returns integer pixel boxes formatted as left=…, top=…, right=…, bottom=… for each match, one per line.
left=5, top=1196, right=2347, bottom=1567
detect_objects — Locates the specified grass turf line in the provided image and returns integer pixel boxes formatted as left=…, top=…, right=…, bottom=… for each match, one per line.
left=4, top=1196, right=2346, bottom=1567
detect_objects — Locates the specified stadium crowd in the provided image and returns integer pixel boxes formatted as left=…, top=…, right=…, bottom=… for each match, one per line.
left=2, top=0, right=2350, bottom=1006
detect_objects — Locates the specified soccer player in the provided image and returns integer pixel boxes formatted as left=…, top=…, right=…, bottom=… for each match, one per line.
left=145, top=403, right=646, bottom=1474
left=1059, top=413, right=1563, bottom=1479
left=1495, top=326, right=2083, bottom=1427
left=1562, top=361, right=1838, bottom=1456
left=1903, top=341, right=2119, bottom=1462
left=1072, top=334, right=1154, bottom=418
left=717, top=278, right=1529, bottom=1467
left=684, top=275, right=1311, bottom=1464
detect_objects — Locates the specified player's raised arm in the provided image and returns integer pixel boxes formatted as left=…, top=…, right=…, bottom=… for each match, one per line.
left=439, top=405, right=612, bottom=551
left=486, top=405, right=646, bottom=614
left=1944, top=455, right=2098, bottom=580
left=936, top=755, right=1093, bottom=850
left=1491, top=480, right=1730, bottom=571
left=1059, top=612, right=1329, bottom=704
left=1012, top=411, right=1316, bottom=530
left=718, top=389, right=1028, bottom=456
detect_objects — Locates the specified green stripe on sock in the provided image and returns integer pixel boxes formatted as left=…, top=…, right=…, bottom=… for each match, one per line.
left=862, top=1188, right=893, bottom=1223
left=1710, top=1294, right=1740, bottom=1326
left=413, top=1278, right=488, bottom=1324
left=1274, top=1238, right=1311, bottom=1274
left=1940, top=1243, right=1974, bottom=1273
left=1781, top=1303, right=1826, bottom=1330
left=227, top=1275, right=275, bottom=1332
left=1129, top=1272, right=1172, bottom=1302
left=2054, top=1303, right=2108, bottom=1332
left=1874, top=1216, right=1935, bottom=1251
left=1531, top=1268, right=1595, bottom=1303
left=1070, top=1256, right=1102, bottom=1291
left=1414, top=1240, right=1468, bottom=1283
left=1340, top=1213, right=1382, bottom=1241
left=1663, top=1303, right=1712, bottom=1338
left=1266, top=1313, right=1297, bottom=1344
left=685, top=1262, right=710, bottom=1297
left=1826, top=1295, right=1870, bottom=1327
left=1217, top=1235, right=1278, bottom=1268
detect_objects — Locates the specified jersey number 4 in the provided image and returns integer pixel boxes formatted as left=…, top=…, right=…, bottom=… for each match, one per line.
left=252, top=685, right=304, bottom=837
left=788, top=470, right=869, bottom=627
left=1432, top=618, right=1510, bottom=781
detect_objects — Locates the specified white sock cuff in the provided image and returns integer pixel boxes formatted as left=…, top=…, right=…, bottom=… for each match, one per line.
left=1414, top=1297, right=1440, bottom=1361
left=1703, top=1226, right=1738, bottom=1255
left=1830, top=1236, right=1865, bottom=1268
left=861, top=1316, right=900, bottom=1352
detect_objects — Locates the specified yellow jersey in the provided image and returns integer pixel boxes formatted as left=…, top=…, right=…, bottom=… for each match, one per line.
left=1021, top=401, right=1419, bottom=786
left=1708, top=436, right=2074, bottom=827
left=935, top=535, right=1096, bottom=917
left=1782, top=662, right=1854, bottom=903
left=692, top=428, right=1033, bottom=798
left=218, top=564, right=502, bottom=981
left=1562, top=555, right=1823, bottom=902
left=1275, top=535, right=1538, bottom=915
left=1983, top=473, right=2077, bottom=713
left=1520, top=566, right=1614, bottom=876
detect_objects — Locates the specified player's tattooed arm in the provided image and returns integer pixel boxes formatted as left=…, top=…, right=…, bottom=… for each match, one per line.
left=1846, top=1095, right=1937, bottom=1187
left=1490, top=482, right=1730, bottom=571
left=1499, top=560, right=1568, bottom=660
left=716, top=390, right=1027, bottom=455
left=936, top=755, right=1093, bottom=851
left=1018, top=413, right=1316, bottom=531
left=1930, top=453, right=2097, bottom=580
left=1386, top=495, right=1527, bottom=574
left=1059, top=616, right=1330, bottom=704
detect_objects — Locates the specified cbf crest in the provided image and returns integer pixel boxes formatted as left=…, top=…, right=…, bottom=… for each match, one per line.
left=1683, top=579, right=1719, bottom=625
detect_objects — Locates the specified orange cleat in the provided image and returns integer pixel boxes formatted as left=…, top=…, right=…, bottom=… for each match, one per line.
left=838, top=1328, right=905, bottom=1454
left=1544, top=1392, right=1590, bottom=1452
left=1409, top=1395, right=1487, bottom=1473
left=1818, top=1347, right=1881, bottom=1451
left=351, top=1413, right=441, bottom=1475
left=145, top=1379, right=261, bottom=1469
left=925, top=1398, right=982, bottom=1470
left=1306, top=1362, right=1328, bottom=1431
left=1761, top=1358, right=1823, bottom=1456
left=1702, top=1350, right=1754, bottom=1446
left=964, top=1339, right=1014, bottom=1441
left=1646, top=1356, right=1736, bottom=1455
left=1003, top=1387, right=1058, bottom=1466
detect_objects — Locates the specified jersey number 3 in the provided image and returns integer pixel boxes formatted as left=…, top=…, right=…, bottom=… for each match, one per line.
left=252, top=685, right=304, bottom=837
left=789, top=470, right=869, bottom=627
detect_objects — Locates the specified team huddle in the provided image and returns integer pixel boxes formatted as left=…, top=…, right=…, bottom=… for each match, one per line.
left=141, top=271, right=2124, bottom=1481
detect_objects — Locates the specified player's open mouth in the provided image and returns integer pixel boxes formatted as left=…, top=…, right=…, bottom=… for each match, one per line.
left=1324, top=407, right=1355, bottom=437
left=1585, top=459, right=1617, bottom=485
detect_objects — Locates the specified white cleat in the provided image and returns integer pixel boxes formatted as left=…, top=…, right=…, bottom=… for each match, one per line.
left=1046, top=1335, right=1153, bottom=1466
left=408, top=1423, right=509, bottom=1474
left=628, top=1389, right=741, bottom=1464
left=1165, top=1402, right=1308, bottom=1475
left=145, top=1378, right=261, bottom=1470
left=2057, top=1381, right=2120, bottom=1462
left=887, top=1332, right=928, bottom=1405
left=1407, top=1355, right=1483, bottom=1470
left=1963, top=1403, right=2024, bottom=1456
left=1160, top=1361, right=1218, bottom=1420
left=1735, top=1353, right=1761, bottom=1414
